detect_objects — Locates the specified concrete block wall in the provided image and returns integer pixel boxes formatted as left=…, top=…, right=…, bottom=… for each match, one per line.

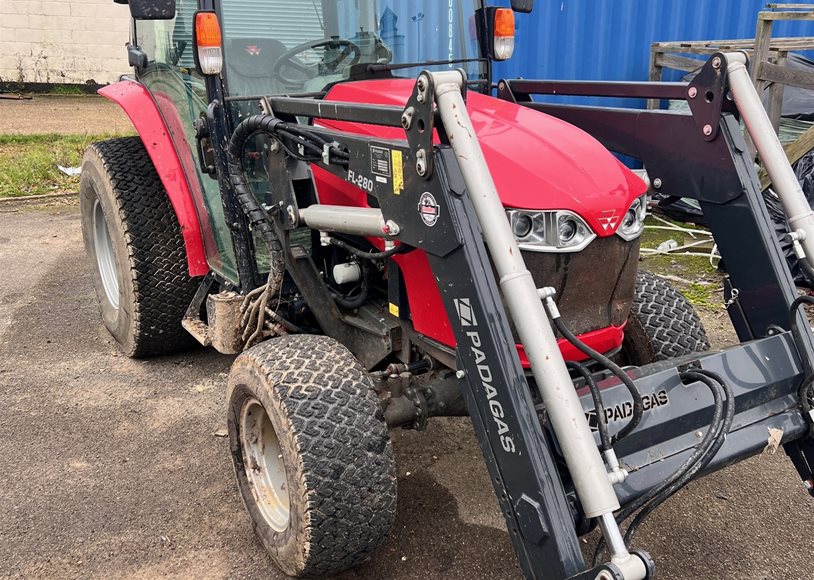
left=0, top=0, right=131, bottom=85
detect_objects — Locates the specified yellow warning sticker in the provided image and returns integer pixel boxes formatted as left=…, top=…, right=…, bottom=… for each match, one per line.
left=392, top=149, right=404, bottom=195
left=389, top=303, right=400, bottom=317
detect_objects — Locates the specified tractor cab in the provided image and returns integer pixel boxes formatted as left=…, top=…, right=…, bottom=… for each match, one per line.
left=123, top=0, right=530, bottom=285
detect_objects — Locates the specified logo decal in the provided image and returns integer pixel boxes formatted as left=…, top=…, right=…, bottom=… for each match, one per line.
left=454, top=298, right=477, bottom=327
left=597, top=209, right=619, bottom=232
left=457, top=295, right=516, bottom=454
left=585, top=390, right=670, bottom=432
left=418, top=192, right=440, bottom=227
left=245, top=45, right=262, bottom=56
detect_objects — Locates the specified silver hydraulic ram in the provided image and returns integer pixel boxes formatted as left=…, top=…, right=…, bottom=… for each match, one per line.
left=299, top=205, right=397, bottom=237
left=726, top=52, right=814, bottom=261
left=430, top=70, right=646, bottom=579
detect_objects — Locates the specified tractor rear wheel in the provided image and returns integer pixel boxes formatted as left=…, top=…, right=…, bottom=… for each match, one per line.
left=623, top=271, right=710, bottom=365
left=227, top=335, right=397, bottom=577
left=79, top=137, right=198, bottom=358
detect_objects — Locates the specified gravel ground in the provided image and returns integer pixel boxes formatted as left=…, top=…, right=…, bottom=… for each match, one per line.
left=1, top=200, right=813, bottom=579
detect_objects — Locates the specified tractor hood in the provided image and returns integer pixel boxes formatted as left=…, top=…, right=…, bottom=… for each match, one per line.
left=321, top=79, right=646, bottom=237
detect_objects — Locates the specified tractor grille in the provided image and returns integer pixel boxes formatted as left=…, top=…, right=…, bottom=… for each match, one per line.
left=499, top=236, right=641, bottom=338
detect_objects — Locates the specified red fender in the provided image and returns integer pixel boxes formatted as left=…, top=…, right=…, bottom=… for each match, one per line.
left=98, top=80, right=209, bottom=277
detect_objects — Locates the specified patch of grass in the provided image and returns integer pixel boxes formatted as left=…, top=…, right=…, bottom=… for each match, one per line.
left=46, top=85, right=86, bottom=96
left=0, top=134, right=119, bottom=198
left=680, top=283, right=719, bottom=308
left=639, top=216, right=720, bottom=281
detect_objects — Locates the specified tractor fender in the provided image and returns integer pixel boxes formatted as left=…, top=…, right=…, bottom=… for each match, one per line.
left=98, top=80, right=208, bottom=277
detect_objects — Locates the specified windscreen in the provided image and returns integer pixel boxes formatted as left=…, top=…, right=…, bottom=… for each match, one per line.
left=219, top=0, right=484, bottom=96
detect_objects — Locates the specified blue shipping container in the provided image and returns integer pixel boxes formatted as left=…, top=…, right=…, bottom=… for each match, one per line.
left=493, top=0, right=814, bottom=109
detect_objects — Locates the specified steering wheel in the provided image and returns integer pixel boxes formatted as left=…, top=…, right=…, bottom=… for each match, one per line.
left=271, top=39, right=362, bottom=87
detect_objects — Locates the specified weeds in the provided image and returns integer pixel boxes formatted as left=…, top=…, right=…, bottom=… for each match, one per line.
left=0, top=134, right=119, bottom=197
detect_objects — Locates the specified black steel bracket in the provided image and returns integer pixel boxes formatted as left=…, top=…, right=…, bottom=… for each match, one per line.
left=685, top=52, right=732, bottom=142
left=402, top=71, right=437, bottom=181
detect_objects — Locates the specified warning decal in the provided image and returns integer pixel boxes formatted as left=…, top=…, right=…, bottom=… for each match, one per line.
left=392, top=149, right=404, bottom=195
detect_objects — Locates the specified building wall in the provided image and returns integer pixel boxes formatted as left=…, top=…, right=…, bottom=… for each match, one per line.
left=0, top=0, right=130, bottom=85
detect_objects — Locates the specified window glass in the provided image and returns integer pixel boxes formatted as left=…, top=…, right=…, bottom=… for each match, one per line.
left=220, top=0, right=484, bottom=96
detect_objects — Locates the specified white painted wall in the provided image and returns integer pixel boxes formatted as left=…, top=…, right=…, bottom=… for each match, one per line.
left=0, top=0, right=131, bottom=85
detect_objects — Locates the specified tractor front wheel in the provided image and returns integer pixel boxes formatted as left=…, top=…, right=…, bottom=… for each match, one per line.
left=79, top=137, right=198, bottom=358
left=623, top=271, right=710, bottom=365
left=227, top=335, right=397, bottom=577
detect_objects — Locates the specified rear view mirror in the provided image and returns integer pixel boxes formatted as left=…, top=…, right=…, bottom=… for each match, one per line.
left=122, top=0, right=176, bottom=20
left=511, top=0, right=534, bottom=13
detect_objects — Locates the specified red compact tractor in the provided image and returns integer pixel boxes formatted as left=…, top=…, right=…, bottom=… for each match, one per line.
left=82, top=1, right=814, bottom=578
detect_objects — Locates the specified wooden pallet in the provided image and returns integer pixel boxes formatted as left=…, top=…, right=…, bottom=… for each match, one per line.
left=649, top=3, right=814, bottom=190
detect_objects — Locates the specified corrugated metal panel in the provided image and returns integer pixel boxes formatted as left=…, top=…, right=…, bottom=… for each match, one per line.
left=493, top=0, right=814, bottom=109
left=220, top=0, right=324, bottom=48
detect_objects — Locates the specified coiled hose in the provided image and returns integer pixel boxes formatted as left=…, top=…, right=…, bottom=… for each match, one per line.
left=592, top=368, right=734, bottom=563
left=227, top=116, right=288, bottom=299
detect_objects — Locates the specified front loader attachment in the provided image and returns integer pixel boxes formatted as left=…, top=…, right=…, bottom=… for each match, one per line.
left=220, top=52, right=814, bottom=579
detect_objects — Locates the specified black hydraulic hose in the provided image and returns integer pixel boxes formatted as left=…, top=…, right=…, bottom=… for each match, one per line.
left=330, top=261, right=370, bottom=310
left=566, top=361, right=612, bottom=452
left=799, top=257, right=814, bottom=285
left=789, top=295, right=814, bottom=415
left=228, top=115, right=287, bottom=293
left=620, top=372, right=726, bottom=518
left=592, top=369, right=729, bottom=565
left=328, top=237, right=412, bottom=260
left=623, top=369, right=735, bottom=546
left=552, top=317, right=643, bottom=444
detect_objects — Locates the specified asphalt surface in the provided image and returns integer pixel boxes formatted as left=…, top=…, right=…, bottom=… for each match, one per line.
left=1, top=200, right=814, bottom=579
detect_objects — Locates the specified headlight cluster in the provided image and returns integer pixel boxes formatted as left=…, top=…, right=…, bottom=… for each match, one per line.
left=506, top=196, right=647, bottom=252
left=506, top=209, right=595, bottom=253
left=617, top=195, right=647, bottom=241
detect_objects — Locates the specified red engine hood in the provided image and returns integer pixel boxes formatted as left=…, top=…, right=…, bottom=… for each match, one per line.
left=321, top=79, right=646, bottom=237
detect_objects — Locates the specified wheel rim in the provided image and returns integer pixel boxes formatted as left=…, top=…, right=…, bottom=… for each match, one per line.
left=92, top=199, right=120, bottom=310
left=240, top=398, right=291, bottom=532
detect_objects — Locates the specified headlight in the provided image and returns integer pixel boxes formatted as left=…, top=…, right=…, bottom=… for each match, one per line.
left=616, top=196, right=647, bottom=241
left=506, top=209, right=596, bottom=252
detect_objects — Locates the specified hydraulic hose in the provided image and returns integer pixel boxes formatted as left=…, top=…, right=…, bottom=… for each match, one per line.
left=593, top=369, right=731, bottom=564
left=228, top=116, right=287, bottom=296
left=622, top=369, right=734, bottom=545
left=552, top=316, right=644, bottom=444
left=567, top=361, right=612, bottom=452
left=330, top=261, right=370, bottom=310
left=799, top=257, right=814, bottom=285
left=328, top=237, right=412, bottom=260
left=788, top=295, right=814, bottom=416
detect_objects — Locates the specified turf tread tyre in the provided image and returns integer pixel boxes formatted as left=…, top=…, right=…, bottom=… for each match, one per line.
left=227, top=335, right=397, bottom=577
left=624, top=271, right=710, bottom=365
left=80, top=136, right=197, bottom=357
